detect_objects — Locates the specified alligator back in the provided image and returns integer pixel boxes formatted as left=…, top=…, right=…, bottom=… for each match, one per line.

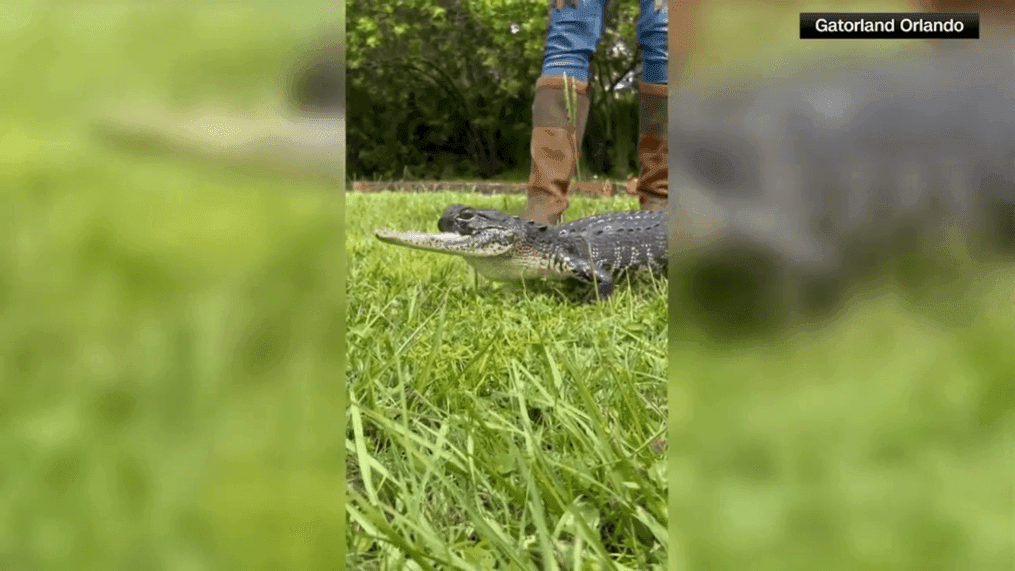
left=670, top=48, right=1015, bottom=268
left=554, top=210, right=668, bottom=274
left=664, top=47, right=1015, bottom=327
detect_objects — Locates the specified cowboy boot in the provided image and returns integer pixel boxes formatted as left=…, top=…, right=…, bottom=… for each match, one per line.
left=523, top=75, right=591, bottom=225
left=635, top=81, right=668, bottom=212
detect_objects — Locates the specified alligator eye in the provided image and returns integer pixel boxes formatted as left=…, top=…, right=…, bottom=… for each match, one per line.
left=458, top=211, right=475, bottom=220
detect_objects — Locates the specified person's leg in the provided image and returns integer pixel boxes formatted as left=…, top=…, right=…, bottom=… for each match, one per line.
left=523, top=0, right=607, bottom=225
left=541, top=0, right=607, bottom=84
left=634, top=0, right=669, bottom=212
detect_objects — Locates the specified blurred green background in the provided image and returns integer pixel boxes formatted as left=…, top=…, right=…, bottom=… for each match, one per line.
left=670, top=2, right=1015, bottom=570
left=0, top=2, right=344, bottom=569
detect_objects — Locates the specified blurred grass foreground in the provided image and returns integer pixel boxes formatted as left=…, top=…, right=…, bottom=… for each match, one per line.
left=1, top=3, right=345, bottom=569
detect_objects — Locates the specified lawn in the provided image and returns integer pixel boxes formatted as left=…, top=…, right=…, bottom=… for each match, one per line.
left=0, top=3, right=345, bottom=570
left=346, top=189, right=1013, bottom=570
left=345, top=192, right=668, bottom=569
left=669, top=271, right=1015, bottom=570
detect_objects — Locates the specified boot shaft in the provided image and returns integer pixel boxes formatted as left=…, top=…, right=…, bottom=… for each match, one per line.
left=532, top=75, right=591, bottom=151
left=524, top=75, right=593, bottom=224
left=636, top=81, right=669, bottom=211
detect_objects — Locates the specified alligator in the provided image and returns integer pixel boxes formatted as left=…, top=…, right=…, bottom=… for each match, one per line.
left=375, top=204, right=668, bottom=301
left=667, top=47, right=1015, bottom=321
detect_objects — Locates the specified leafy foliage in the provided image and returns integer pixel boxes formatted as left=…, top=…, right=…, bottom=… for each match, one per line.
left=347, top=0, right=645, bottom=181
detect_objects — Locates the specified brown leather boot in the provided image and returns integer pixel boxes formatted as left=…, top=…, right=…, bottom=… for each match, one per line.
left=523, top=75, right=591, bottom=225
left=635, top=81, right=668, bottom=213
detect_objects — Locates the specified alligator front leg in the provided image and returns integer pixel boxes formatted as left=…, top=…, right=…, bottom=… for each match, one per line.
left=569, top=259, right=615, bottom=302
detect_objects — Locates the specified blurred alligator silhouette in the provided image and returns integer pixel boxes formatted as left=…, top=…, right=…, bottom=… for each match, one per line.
left=668, top=46, right=1015, bottom=329
left=93, top=35, right=342, bottom=182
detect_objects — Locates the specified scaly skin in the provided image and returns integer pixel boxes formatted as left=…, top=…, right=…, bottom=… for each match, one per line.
left=376, top=205, right=668, bottom=301
left=666, top=47, right=1015, bottom=322
left=669, top=48, right=1015, bottom=272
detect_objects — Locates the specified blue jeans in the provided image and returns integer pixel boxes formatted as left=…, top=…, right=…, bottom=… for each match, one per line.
left=541, top=0, right=668, bottom=85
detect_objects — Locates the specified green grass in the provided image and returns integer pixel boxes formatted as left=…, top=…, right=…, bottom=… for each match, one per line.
left=0, top=4, right=344, bottom=570
left=345, top=192, right=668, bottom=569
left=669, top=274, right=1015, bottom=570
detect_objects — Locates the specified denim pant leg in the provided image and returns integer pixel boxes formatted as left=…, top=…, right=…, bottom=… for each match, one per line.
left=541, top=0, right=608, bottom=84
left=638, top=0, right=668, bottom=84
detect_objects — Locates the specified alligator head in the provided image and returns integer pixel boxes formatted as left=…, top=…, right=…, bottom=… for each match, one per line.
left=375, top=204, right=627, bottom=295
left=374, top=204, right=528, bottom=258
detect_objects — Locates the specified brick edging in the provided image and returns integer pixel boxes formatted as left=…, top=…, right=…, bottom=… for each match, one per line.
left=350, top=179, right=637, bottom=197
